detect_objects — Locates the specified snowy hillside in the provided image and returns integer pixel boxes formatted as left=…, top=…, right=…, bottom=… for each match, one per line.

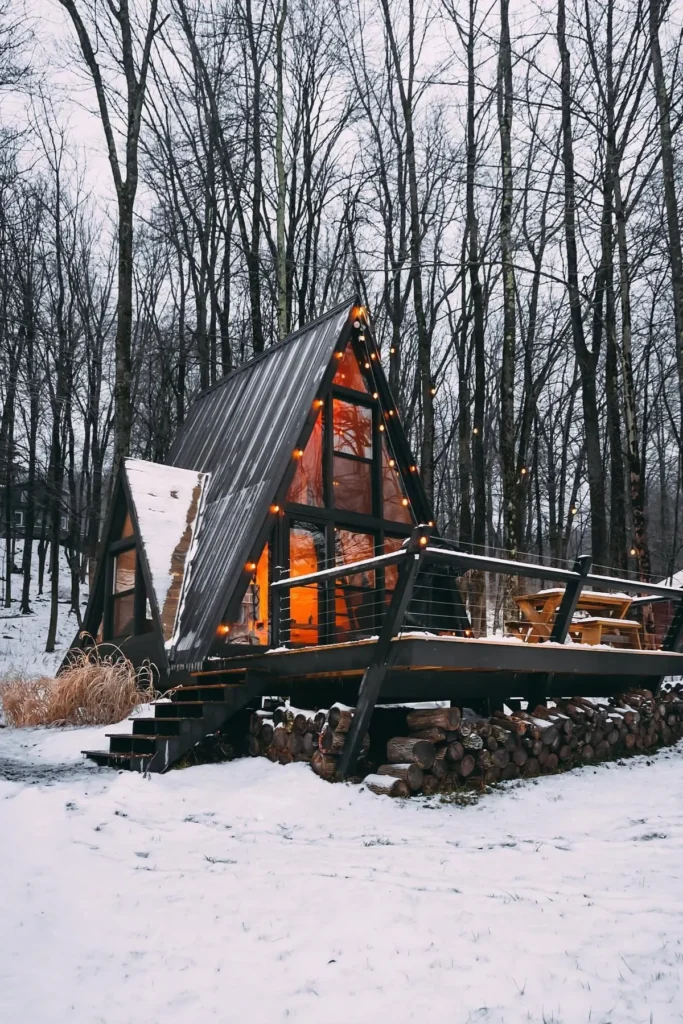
left=0, top=722, right=682, bottom=1023
left=0, top=541, right=89, bottom=679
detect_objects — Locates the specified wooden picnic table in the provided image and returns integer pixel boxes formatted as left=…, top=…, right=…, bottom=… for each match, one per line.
left=512, top=588, right=635, bottom=644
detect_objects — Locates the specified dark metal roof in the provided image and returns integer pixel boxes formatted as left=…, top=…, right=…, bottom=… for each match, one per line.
left=168, top=299, right=354, bottom=665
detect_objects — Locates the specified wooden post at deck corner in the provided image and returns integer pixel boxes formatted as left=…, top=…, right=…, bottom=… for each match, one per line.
left=337, top=524, right=431, bottom=779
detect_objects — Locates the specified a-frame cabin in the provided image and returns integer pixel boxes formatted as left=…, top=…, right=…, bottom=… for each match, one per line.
left=76, top=300, right=683, bottom=773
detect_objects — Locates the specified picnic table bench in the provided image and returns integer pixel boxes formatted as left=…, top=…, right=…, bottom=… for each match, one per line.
left=510, top=588, right=642, bottom=648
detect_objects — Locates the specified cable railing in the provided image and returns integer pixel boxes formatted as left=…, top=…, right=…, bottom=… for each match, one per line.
left=270, top=527, right=683, bottom=652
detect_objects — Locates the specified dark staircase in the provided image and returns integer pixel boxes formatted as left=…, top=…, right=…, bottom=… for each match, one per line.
left=83, top=671, right=270, bottom=773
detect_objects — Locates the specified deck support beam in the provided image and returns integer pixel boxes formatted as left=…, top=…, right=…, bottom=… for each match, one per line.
left=337, top=526, right=429, bottom=779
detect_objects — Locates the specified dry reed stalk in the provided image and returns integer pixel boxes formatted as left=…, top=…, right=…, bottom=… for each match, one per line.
left=0, top=646, right=159, bottom=728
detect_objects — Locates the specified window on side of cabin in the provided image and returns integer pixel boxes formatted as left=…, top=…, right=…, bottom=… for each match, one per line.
left=111, top=547, right=136, bottom=636
left=103, top=508, right=154, bottom=641
left=217, top=542, right=271, bottom=646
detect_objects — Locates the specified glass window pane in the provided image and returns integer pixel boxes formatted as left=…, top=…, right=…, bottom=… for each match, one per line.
left=333, top=455, right=372, bottom=514
left=289, top=522, right=326, bottom=645
left=114, top=548, right=136, bottom=593
left=332, top=343, right=370, bottom=392
left=112, top=593, right=135, bottom=636
left=333, top=399, right=372, bottom=459
left=334, top=530, right=376, bottom=641
left=382, top=442, right=413, bottom=524
left=221, top=543, right=270, bottom=645
left=286, top=412, right=324, bottom=506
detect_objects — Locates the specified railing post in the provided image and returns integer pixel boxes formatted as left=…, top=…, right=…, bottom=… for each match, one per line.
left=528, top=553, right=591, bottom=711
left=337, top=524, right=431, bottom=779
left=548, top=554, right=592, bottom=643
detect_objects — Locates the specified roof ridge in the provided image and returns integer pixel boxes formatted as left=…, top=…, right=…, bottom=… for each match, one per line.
left=190, top=296, right=355, bottom=404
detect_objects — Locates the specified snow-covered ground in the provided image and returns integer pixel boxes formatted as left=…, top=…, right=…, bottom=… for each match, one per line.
left=0, top=541, right=88, bottom=679
left=1, top=718, right=683, bottom=1023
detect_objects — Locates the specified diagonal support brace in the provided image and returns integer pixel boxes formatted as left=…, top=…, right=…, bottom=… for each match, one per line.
left=337, top=525, right=430, bottom=779
left=549, top=554, right=592, bottom=643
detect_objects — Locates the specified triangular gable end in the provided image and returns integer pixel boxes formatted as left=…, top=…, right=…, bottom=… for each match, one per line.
left=208, top=308, right=436, bottom=655
left=168, top=299, right=355, bottom=666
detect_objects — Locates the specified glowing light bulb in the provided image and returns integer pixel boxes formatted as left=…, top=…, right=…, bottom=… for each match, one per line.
left=270, top=504, right=280, bottom=513
left=388, top=459, right=395, bottom=468
left=245, top=562, right=256, bottom=572
left=401, top=498, right=408, bottom=507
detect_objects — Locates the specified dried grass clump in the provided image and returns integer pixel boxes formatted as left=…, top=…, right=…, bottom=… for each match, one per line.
left=0, top=647, right=159, bottom=728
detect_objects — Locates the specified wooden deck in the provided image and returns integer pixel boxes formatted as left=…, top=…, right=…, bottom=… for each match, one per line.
left=189, top=633, right=683, bottom=705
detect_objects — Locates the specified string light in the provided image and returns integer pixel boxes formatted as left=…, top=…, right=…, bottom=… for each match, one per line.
left=401, top=498, right=409, bottom=506
left=370, top=352, right=376, bottom=360
left=372, top=392, right=378, bottom=399
left=359, top=332, right=366, bottom=342
left=520, top=467, right=528, bottom=476
left=314, top=398, right=323, bottom=409
left=473, top=427, right=479, bottom=435
left=630, top=546, right=637, bottom=556
left=388, top=458, right=395, bottom=467
left=217, top=624, right=230, bottom=636
left=410, top=465, right=417, bottom=472
left=293, top=449, right=303, bottom=458
left=570, top=506, right=577, bottom=515
left=419, top=536, right=428, bottom=546
left=379, top=424, right=385, bottom=432
left=335, top=351, right=343, bottom=359
left=390, top=347, right=396, bottom=354
left=464, top=628, right=473, bottom=638
left=245, top=562, right=256, bottom=572
left=430, top=387, right=437, bottom=396
left=270, top=504, right=280, bottom=513
left=428, top=520, right=435, bottom=527
left=364, top=361, right=370, bottom=368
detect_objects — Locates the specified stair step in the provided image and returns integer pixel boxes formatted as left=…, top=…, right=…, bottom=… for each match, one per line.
left=107, top=733, right=158, bottom=755
left=82, top=749, right=153, bottom=771
left=154, top=701, right=205, bottom=719
left=169, top=684, right=246, bottom=703
left=130, top=716, right=193, bottom=737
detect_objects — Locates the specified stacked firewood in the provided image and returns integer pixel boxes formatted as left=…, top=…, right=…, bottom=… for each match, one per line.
left=247, top=705, right=325, bottom=764
left=364, top=685, right=683, bottom=797
left=245, top=686, right=683, bottom=795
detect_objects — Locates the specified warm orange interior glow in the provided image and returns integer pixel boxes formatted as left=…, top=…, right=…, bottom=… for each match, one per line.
left=289, top=524, right=325, bottom=644
left=382, top=441, right=413, bottom=524
left=332, top=343, right=370, bottom=392
left=333, top=399, right=372, bottom=459
left=286, top=412, right=324, bottom=506
left=221, top=543, right=270, bottom=645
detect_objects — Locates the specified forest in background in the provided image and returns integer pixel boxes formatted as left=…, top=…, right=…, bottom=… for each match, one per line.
left=1, top=0, right=683, bottom=650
